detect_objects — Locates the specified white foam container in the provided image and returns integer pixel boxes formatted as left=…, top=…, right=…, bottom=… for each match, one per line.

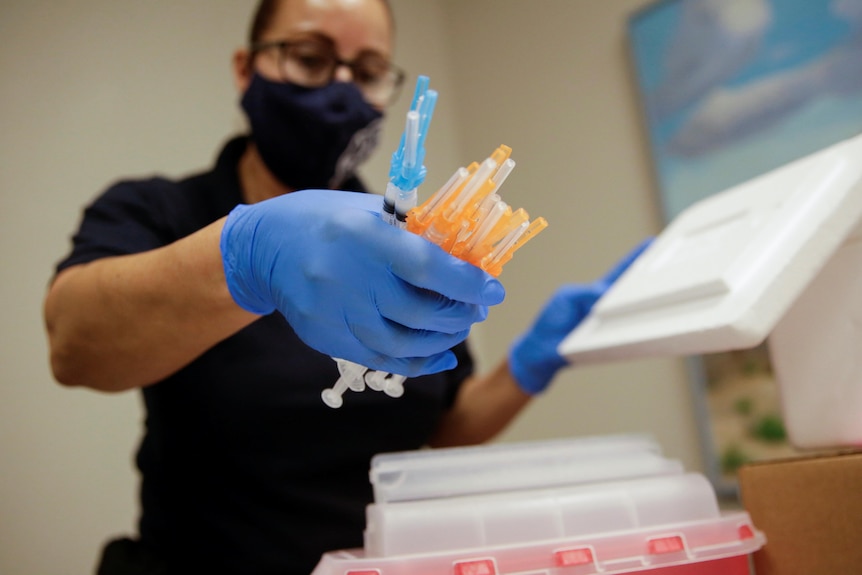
left=559, top=132, right=862, bottom=449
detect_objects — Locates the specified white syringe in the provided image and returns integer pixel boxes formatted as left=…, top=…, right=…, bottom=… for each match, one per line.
left=321, top=76, right=438, bottom=408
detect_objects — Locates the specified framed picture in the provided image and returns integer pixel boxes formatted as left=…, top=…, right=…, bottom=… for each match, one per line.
left=626, top=0, right=862, bottom=496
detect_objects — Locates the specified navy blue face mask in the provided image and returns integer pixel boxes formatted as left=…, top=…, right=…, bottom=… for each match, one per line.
left=241, top=73, right=383, bottom=190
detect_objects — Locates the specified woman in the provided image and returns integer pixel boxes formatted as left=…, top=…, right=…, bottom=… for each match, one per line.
left=44, top=1, right=643, bottom=573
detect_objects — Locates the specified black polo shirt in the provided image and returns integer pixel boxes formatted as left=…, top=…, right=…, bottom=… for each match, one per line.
left=56, top=136, right=472, bottom=575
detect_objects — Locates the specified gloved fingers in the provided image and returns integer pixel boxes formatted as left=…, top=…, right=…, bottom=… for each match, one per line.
left=539, top=283, right=605, bottom=335
left=506, top=238, right=654, bottom=397
left=310, top=204, right=504, bottom=307
left=300, top=193, right=505, bottom=307
left=351, top=320, right=471, bottom=362
left=303, top=328, right=459, bottom=377
left=384, top=233, right=506, bottom=306
left=364, top=350, right=459, bottom=377
left=375, top=282, right=489, bottom=333
left=599, top=236, right=653, bottom=287
left=507, top=282, right=607, bottom=395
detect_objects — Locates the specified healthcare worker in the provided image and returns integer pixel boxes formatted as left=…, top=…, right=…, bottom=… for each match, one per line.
left=43, top=0, right=645, bottom=573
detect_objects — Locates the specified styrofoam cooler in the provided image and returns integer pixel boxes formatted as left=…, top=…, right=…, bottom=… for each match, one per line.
left=311, top=435, right=765, bottom=575
left=559, top=131, right=862, bottom=450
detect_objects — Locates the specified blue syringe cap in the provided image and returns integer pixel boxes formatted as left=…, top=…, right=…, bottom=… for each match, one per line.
left=391, top=160, right=427, bottom=191
left=389, top=77, right=437, bottom=191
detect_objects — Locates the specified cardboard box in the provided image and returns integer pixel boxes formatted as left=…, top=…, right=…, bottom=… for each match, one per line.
left=737, top=451, right=862, bottom=575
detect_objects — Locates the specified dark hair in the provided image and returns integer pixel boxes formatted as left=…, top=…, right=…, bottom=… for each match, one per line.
left=249, top=0, right=394, bottom=45
left=249, top=0, right=279, bottom=44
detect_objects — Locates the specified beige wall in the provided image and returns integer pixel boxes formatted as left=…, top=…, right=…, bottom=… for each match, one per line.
left=0, top=1, right=701, bottom=573
left=437, top=1, right=700, bottom=464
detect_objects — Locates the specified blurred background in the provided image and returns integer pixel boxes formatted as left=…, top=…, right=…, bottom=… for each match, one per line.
left=0, top=1, right=702, bottom=573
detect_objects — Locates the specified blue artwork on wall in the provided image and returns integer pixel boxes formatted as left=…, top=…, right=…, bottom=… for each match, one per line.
left=629, top=0, right=862, bottom=221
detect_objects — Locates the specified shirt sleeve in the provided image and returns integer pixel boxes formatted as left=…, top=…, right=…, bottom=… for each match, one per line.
left=54, top=178, right=177, bottom=274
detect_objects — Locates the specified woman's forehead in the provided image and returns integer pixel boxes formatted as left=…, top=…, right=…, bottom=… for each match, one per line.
left=267, top=0, right=393, bottom=58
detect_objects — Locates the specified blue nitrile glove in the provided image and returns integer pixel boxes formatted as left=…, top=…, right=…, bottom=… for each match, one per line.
left=508, top=239, right=652, bottom=394
left=220, top=189, right=505, bottom=376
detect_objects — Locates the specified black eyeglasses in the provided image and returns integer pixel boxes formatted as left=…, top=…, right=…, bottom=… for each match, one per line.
left=251, top=34, right=406, bottom=107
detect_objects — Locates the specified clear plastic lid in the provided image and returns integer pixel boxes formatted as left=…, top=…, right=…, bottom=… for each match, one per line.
left=369, top=433, right=682, bottom=504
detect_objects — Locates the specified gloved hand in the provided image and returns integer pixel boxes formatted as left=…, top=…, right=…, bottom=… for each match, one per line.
left=508, top=238, right=652, bottom=394
left=220, top=189, right=505, bottom=376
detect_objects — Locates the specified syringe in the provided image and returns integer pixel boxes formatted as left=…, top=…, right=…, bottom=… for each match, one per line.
left=407, top=147, right=547, bottom=277
left=382, top=76, right=438, bottom=228
left=321, top=81, right=547, bottom=408
left=321, top=76, right=438, bottom=409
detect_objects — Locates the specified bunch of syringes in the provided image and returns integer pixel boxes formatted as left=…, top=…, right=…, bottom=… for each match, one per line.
left=405, top=143, right=547, bottom=276
left=321, top=76, right=547, bottom=409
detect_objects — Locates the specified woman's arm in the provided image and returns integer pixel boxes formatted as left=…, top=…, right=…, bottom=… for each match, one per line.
left=45, top=189, right=509, bottom=392
left=427, top=359, right=531, bottom=447
left=428, top=240, right=652, bottom=446
left=44, top=217, right=258, bottom=392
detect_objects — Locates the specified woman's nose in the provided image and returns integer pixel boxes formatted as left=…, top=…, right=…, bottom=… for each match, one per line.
left=333, top=63, right=354, bottom=83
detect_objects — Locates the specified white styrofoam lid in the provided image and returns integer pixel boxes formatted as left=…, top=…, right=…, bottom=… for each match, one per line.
left=560, top=132, right=862, bottom=364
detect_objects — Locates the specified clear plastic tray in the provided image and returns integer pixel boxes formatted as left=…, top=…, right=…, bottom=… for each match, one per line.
left=315, top=510, right=762, bottom=575
left=366, top=473, right=721, bottom=556
left=312, top=436, right=765, bottom=575
left=370, top=433, right=681, bottom=504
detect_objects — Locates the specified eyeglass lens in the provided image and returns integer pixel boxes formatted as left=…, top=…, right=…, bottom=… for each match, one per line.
left=278, top=37, right=402, bottom=105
